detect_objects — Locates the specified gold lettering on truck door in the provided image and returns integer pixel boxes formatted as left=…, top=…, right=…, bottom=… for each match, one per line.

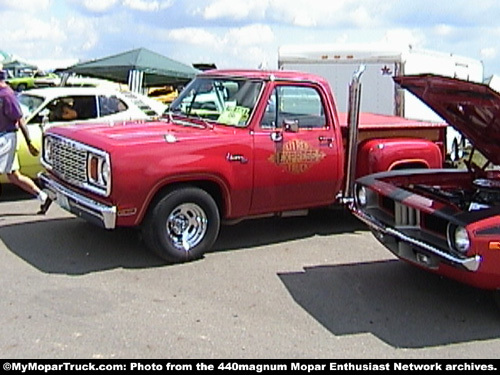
left=268, top=139, right=326, bottom=174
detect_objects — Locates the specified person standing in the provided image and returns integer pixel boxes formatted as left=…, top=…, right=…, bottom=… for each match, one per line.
left=0, top=69, right=52, bottom=214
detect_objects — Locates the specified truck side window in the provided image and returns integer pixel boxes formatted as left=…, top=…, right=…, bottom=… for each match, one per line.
left=261, top=86, right=326, bottom=129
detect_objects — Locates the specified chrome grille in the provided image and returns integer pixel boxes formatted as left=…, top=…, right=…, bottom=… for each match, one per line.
left=43, top=134, right=111, bottom=197
left=395, top=202, right=420, bottom=228
left=51, top=138, right=88, bottom=184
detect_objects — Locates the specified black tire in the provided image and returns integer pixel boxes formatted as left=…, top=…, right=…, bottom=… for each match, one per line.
left=492, top=290, right=500, bottom=310
left=142, top=187, right=220, bottom=263
left=16, top=83, right=27, bottom=92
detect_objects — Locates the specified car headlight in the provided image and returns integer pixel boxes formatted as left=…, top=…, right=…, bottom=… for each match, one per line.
left=448, top=225, right=471, bottom=254
left=87, top=152, right=111, bottom=192
left=356, top=186, right=368, bottom=207
left=101, top=159, right=110, bottom=184
left=454, top=226, right=471, bottom=253
left=43, top=136, right=53, bottom=166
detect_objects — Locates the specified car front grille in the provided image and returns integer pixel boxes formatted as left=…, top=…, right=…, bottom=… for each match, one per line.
left=395, top=202, right=420, bottom=228
left=51, top=138, right=88, bottom=185
left=44, top=134, right=111, bottom=197
left=373, top=191, right=449, bottom=250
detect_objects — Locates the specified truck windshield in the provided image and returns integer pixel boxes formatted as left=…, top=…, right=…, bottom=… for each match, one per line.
left=169, top=77, right=263, bottom=127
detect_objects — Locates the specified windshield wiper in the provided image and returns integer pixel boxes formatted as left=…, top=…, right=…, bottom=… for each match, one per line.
left=164, top=110, right=213, bottom=129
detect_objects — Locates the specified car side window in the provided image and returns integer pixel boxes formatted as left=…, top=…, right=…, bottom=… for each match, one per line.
left=261, top=85, right=326, bottom=129
left=45, top=96, right=98, bottom=122
left=46, top=97, right=80, bottom=122
left=71, top=96, right=98, bottom=120
left=98, top=95, right=128, bottom=116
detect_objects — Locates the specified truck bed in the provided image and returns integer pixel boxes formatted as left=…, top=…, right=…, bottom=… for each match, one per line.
left=338, top=112, right=446, bottom=130
left=338, top=112, right=447, bottom=145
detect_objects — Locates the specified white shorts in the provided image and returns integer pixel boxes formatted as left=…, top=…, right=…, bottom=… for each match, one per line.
left=0, top=132, right=20, bottom=174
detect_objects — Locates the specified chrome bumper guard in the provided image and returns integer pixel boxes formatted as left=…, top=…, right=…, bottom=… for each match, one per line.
left=39, top=173, right=117, bottom=229
left=350, top=205, right=481, bottom=272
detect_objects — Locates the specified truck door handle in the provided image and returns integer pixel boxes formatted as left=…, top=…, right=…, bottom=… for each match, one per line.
left=226, top=153, right=248, bottom=164
left=319, top=136, right=334, bottom=147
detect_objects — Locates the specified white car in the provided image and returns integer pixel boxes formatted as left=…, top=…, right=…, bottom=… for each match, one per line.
left=1, top=87, right=167, bottom=183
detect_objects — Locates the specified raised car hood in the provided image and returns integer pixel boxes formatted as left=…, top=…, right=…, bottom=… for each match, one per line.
left=395, top=74, right=500, bottom=165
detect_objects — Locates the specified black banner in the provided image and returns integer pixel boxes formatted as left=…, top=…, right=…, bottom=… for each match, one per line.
left=1, top=360, right=499, bottom=373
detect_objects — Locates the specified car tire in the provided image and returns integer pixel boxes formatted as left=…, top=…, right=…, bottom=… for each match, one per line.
left=142, top=187, right=220, bottom=263
left=492, top=290, right=500, bottom=310
left=16, top=83, right=27, bottom=92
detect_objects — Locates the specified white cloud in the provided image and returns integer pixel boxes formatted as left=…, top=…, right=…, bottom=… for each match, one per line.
left=291, top=14, right=317, bottom=28
left=223, top=24, right=274, bottom=46
left=64, top=17, right=100, bottom=51
left=124, top=0, right=173, bottom=12
left=0, top=0, right=50, bottom=11
left=167, top=28, right=219, bottom=47
left=481, top=47, right=497, bottom=60
left=270, top=0, right=345, bottom=26
left=167, top=24, right=274, bottom=49
left=198, top=0, right=385, bottom=28
left=382, top=29, right=425, bottom=49
left=2, top=14, right=67, bottom=44
left=3, top=0, right=500, bottom=74
left=349, top=6, right=376, bottom=28
left=164, top=23, right=276, bottom=68
left=434, top=24, right=455, bottom=37
left=79, top=0, right=119, bottom=12
left=0, top=6, right=102, bottom=69
left=201, top=0, right=268, bottom=20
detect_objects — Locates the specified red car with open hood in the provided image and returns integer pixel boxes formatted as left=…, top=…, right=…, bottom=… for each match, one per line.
left=352, top=74, right=500, bottom=290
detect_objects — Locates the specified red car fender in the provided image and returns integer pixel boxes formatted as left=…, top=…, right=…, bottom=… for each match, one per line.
left=356, top=138, right=443, bottom=177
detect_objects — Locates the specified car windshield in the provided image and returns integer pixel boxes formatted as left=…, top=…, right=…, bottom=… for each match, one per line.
left=168, top=77, right=263, bottom=127
left=17, top=94, right=45, bottom=117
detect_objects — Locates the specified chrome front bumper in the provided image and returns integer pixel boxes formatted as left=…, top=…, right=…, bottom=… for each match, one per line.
left=39, top=173, right=117, bottom=229
left=350, top=205, right=481, bottom=272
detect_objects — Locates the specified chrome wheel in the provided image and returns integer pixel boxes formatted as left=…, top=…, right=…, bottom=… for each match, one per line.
left=166, top=203, right=208, bottom=252
left=142, top=187, right=220, bottom=263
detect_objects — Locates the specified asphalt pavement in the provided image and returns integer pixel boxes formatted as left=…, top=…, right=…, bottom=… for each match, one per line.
left=1, top=185, right=499, bottom=359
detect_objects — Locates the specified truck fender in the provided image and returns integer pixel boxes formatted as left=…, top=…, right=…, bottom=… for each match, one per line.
left=136, top=175, right=232, bottom=226
left=356, top=138, right=443, bottom=177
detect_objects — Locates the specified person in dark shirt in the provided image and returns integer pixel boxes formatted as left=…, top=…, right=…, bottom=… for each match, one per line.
left=0, top=70, right=51, bottom=214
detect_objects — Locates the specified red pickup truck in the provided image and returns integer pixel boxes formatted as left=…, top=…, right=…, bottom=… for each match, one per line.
left=39, top=68, right=446, bottom=262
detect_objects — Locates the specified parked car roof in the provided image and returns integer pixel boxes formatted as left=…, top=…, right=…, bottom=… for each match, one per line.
left=19, top=86, right=168, bottom=121
left=0, top=86, right=168, bottom=183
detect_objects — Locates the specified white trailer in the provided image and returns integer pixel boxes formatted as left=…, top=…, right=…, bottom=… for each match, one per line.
left=278, top=44, right=484, bottom=158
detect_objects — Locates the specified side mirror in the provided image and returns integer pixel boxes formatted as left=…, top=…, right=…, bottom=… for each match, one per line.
left=283, top=119, right=299, bottom=133
left=38, top=108, right=50, bottom=130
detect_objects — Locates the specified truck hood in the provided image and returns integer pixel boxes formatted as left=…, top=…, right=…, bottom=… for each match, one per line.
left=394, top=74, right=500, bottom=165
left=48, top=118, right=218, bottom=147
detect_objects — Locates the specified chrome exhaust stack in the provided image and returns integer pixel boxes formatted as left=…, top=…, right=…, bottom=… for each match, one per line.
left=342, top=64, right=366, bottom=205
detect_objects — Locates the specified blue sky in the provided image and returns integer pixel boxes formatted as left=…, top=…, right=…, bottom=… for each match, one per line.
left=1, top=0, right=499, bottom=77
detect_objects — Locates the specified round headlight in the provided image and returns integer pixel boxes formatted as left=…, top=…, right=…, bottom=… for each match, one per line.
left=43, top=137, right=53, bottom=164
left=357, top=186, right=367, bottom=207
left=454, top=226, right=470, bottom=253
left=101, top=159, right=110, bottom=184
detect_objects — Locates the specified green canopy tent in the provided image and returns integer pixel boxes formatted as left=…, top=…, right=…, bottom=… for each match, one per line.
left=3, top=60, right=38, bottom=76
left=0, top=51, right=38, bottom=76
left=64, top=48, right=199, bottom=92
